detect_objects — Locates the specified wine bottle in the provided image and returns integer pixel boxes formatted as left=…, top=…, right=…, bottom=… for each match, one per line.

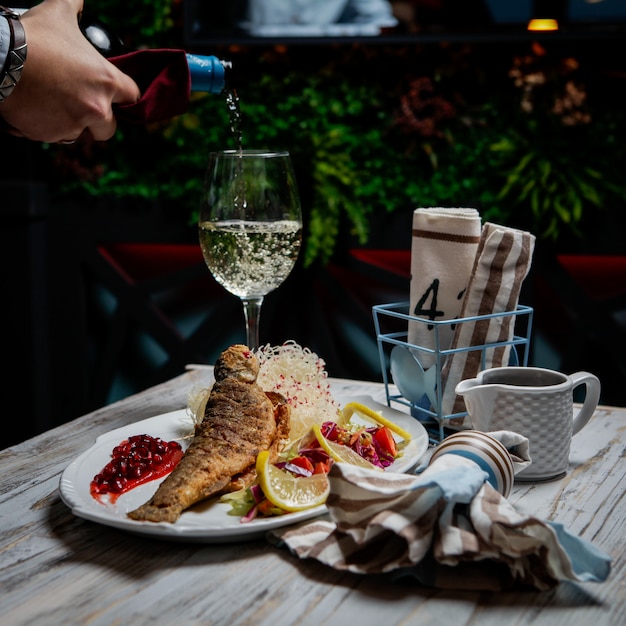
left=9, top=8, right=232, bottom=94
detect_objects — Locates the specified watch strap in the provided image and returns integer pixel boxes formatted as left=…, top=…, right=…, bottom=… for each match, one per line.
left=0, top=6, right=27, bottom=104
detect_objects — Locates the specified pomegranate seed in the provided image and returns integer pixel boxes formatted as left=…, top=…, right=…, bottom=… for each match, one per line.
left=90, top=434, right=184, bottom=503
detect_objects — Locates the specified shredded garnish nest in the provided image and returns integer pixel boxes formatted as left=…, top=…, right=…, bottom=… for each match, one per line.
left=187, top=342, right=340, bottom=442
left=256, top=341, right=340, bottom=442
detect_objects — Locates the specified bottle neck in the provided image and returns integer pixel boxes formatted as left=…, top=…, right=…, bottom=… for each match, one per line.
left=186, top=54, right=231, bottom=94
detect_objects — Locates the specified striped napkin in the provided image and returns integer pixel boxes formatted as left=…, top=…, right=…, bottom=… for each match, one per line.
left=440, top=222, right=535, bottom=418
left=407, top=208, right=482, bottom=369
left=272, top=458, right=611, bottom=591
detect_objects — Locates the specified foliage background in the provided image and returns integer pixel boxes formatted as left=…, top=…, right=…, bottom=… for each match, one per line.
left=45, top=0, right=626, bottom=265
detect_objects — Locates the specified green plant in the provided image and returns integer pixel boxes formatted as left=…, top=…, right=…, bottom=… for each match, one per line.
left=490, top=123, right=617, bottom=240
left=483, top=45, right=626, bottom=240
left=84, top=0, right=178, bottom=48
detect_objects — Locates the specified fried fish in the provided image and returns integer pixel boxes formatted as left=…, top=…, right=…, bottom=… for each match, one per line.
left=127, top=344, right=290, bottom=523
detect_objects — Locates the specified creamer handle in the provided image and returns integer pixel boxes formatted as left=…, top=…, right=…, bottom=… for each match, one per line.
left=570, top=372, right=601, bottom=435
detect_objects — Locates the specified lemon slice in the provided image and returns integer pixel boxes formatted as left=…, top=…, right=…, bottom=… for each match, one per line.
left=256, top=451, right=330, bottom=512
left=341, top=402, right=412, bottom=442
left=312, top=424, right=382, bottom=471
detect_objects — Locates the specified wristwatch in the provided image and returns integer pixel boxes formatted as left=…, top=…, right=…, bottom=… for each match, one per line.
left=0, top=6, right=27, bottom=104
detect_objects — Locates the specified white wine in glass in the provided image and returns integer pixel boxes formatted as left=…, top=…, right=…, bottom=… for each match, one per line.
left=198, top=150, right=302, bottom=351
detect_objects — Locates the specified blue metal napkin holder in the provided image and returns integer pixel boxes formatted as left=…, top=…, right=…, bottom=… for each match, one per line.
left=373, top=302, right=534, bottom=443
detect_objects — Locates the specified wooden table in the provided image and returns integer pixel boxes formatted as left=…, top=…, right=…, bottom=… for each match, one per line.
left=1, top=369, right=624, bottom=626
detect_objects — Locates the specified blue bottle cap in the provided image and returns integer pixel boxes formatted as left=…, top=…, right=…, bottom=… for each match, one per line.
left=186, top=54, right=231, bottom=94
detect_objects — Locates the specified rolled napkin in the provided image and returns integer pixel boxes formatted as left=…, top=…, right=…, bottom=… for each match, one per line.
left=429, top=429, right=532, bottom=497
left=273, top=452, right=611, bottom=591
left=110, top=49, right=192, bottom=124
left=407, top=208, right=482, bottom=369
left=440, top=222, right=535, bottom=418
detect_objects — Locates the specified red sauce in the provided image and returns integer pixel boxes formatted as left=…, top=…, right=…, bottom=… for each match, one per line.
left=90, top=434, right=184, bottom=504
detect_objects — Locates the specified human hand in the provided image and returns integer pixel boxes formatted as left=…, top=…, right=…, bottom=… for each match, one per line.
left=0, top=0, right=141, bottom=143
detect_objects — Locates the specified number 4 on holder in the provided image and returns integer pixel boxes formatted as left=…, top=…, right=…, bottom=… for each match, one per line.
left=412, top=279, right=466, bottom=330
left=412, top=279, right=443, bottom=329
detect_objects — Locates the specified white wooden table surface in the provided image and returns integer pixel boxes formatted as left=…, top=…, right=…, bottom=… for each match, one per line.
left=1, top=369, right=624, bottom=626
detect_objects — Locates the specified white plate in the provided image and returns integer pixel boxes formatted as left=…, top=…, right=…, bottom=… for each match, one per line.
left=59, top=395, right=428, bottom=542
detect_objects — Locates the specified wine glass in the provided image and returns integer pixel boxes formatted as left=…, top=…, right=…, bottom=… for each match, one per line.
left=198, top=150, right=302, bottom=351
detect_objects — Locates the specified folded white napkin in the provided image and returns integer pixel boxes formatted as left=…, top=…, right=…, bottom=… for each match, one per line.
left=440, top=222, right=535, bottom=419
left=273, top=444, right=611, bottom=591
left=407, top=208, right=482, bottom=369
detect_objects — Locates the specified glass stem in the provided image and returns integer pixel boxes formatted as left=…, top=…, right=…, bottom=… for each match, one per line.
left=241, top=297, right=264, bottom=351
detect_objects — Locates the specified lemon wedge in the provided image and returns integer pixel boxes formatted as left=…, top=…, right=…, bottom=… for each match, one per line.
left=341, top=402, right=412, bottom=442
left=311, top=424, right=383, bottom=471
left=256, top=451, right=330, bottom=512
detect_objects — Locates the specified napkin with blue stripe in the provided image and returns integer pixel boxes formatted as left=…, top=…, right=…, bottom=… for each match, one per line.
left=271, top=454, right=611, bottom=591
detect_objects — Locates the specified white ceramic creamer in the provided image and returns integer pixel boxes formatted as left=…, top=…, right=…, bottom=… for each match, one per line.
left=455, top=367, right=601, bottom=480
